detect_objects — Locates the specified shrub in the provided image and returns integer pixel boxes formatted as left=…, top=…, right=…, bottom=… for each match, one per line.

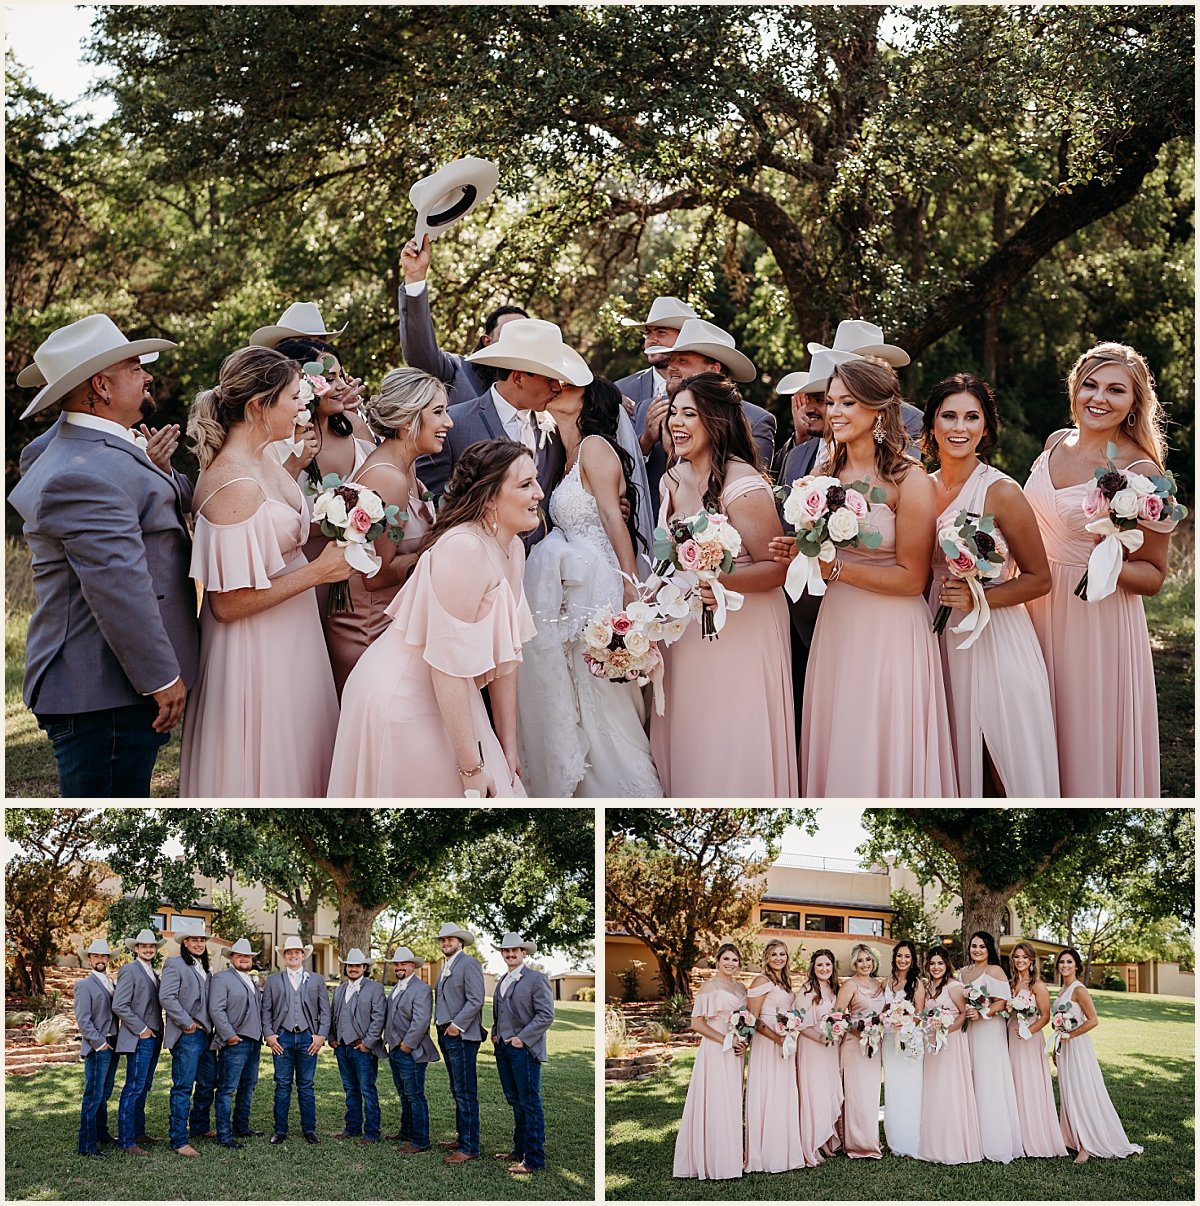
left=33, top=1015, right=71, bottom=1045
left=614, top=960, right=644, bottom=1002
left=1100, top=971, right=1128, bottom=992
left=644, top=1020, right=674, bottom=1043
left=575, top=986, right=596, bottom=1002
left=604, top=1006, right=629, bottom=1058
left=5, top=1011, right=35, bottom=1027
left=661, top=992, right=691, bottom=1032
left=27, top=990, right=65, bottom=1022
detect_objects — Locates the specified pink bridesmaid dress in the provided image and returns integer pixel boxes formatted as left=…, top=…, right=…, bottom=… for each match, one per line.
left=930, top=463, right=1060, bottom=796
left=744, top=981, right=804, bottom=1172
left=1007, top=990, right=1068, bottom=1157
left=325, top=525, right=535, bottom=798
left=803, top=503, right=957, bottom=796
left=840, top=980, right=884, bottom=1159
left=917, top=984, right=983, bottom=1164
left=1055, top=981, right=1143, bottom=1158
left=963, top=971, right=1024, bottom=1162
left=673, top=986, right=746, bottom=1181
left=180, top=475, right=338, bottom=797
left=650, top=477, right=797, bottom=797
left=795, top=987, right=843, bottom=1166
left=1023, top=434, right=1179, bottom=796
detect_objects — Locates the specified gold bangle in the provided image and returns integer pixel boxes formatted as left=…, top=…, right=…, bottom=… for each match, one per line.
left=457, top=759, right=485, bottom=777
left=828, top=558, right=843, bottom=583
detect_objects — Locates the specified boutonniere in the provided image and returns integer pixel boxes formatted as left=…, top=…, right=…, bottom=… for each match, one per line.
left=131, top=429, right=149, bottom=451
left=535, top=410, right=557, bottom=450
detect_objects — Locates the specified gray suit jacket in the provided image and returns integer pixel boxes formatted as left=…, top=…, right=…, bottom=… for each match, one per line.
left=8, top=422, right=199, bottom=716
left=75, top=972, right=118, bottom=1058
left=490, top=967, right=555, bottom=1064
left=383, top=977, right=440, bottom=1063
left=330, top=978, right=387, bottom=1060
left=159, top=956, right=211, bottom=1050
left=398, top=285, right=487, bottom=406
left=111, top=960, right=162, bottom=1053
left=207, top=968, right=263, bottom=1048
left=261, top=970, right=331, bottom=1038
left=433, top=953, right=485, bottom=1043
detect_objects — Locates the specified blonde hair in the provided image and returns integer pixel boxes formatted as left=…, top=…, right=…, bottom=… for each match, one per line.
left=827, top=356, right=919, bottom=485
left=760, top=939, right=793, bottom=992
left=362, top=366, right=446, bottom=442
left=188, top=346, right=298, bottom=469
left=848, top=942, right=879, bottom=976
left=1008, top=941, right=1042, bottom=995
left=1066, top=341, right=1167, bottom=469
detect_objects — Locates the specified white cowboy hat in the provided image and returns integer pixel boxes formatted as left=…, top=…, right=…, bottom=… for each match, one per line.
left=410, top=156, right=500, bottom=245
left=124, top=929, right=165, bottom=951
left=618, top=296, right=698, bottom=330
left=249, top=301, right=348, bottom=349
left=467, top=319, right=592, bottom=386
left=389, top=946, right=426, bottom=969
left=227, top=938, right=255, bottom=957
left=175, top=926, right=214, bottom=945
left=806, top=319, right=910, bottom=367
left=647, top=318, right=756, bottom=384
left=83, top=939, right=114, bottom=957
left=435, top=922, right=476, bottom=946
left=17, top=314, right=177, bottom=420
left=275, top=937, right=314, bottom=960
left=775, top=371, right=810, bottom=396
left=338, top=947, right=374, bottom=966
left=497, top=932, right=537, bottom=955
left=799, top=347, right=868, bottom=395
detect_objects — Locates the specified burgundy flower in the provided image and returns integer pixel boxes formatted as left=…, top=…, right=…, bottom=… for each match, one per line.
left=826, top=485, right=847, bottom=509
left=973, top=531, right=996, bottom=556
left=1097, top=471, right=1126, bottom=499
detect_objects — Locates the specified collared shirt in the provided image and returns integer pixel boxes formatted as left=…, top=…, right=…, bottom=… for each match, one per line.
left=393, top=974, right=412, bottom=997
left=650, top=368, right=666, bottom=398
left=344, top=977, right=364, bottom=1003
left=190, top=960, right=207, bottom=982
left=439, top=951, right=459, bottom=981
left=499, top=965, right=524, bottom=997
left=236, top=969, right=257, bottom=995
left=62, top=410, right=143, bottom=446
left=287, top=968, right=305, bottom=991
left=92, top=969, right=114, bottom=995
left=489, top=386, right=535, bottom=452
left=137, top=958, right=158, bottom=985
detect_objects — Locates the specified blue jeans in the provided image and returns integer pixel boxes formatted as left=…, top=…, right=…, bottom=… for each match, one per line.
left=117, top=1035, right=161, bottom=1148
left=40, top=703, right=169, bottom=798
left=167, top=1028, right=217, bottom=1149
left=78, top=1046, right=118, bottom=1154
left=334, top=1044, right=380, bottom=1141
left=495, top=1040, right=545, bottom=1169
left=437, top=1029, right=480, bottom=1156
left=387, top=1048, right=430, bottom=1149
left=271, top=1029, right=318, bottom=1135
left=215, top=1039, right=260, bottom=1142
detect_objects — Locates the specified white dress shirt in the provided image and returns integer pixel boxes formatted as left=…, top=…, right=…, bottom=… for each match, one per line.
left=489, top=386, right=536, bottom=452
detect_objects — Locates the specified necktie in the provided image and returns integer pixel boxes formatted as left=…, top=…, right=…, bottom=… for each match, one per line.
left=516, top=410, right=535, bottom=453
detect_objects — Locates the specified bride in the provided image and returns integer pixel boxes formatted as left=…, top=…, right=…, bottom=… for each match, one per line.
left=518, top=375, right=664, bottom=797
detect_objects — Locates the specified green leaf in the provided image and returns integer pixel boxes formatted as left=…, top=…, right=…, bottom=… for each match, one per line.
left=692, top=511, right=709, bottom=533
left=321, top=472, right=343, bottom=489
left=976, top=514, right=995, bottom=533
left=860, top=530, right=883, bottom=549
left=1106, top=440, right=1120, bottom=460
left=652, top=535, right=675, bottom=561
left=303, top=360, right=326, bottom=376
left=941, top=538, right=960, bottom=558
left=869, top=486, right=888, bottom=503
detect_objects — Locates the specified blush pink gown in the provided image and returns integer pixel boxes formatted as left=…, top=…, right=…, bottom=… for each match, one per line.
left=1023, top=435, right=1178, bottom=796
left=743, top=981, right=804, bottom=1172
left=930, top=463, right=1060, bottom=796
left=917, top=984, right=983, bottom=1164
left=840, top=980, right=884, bottom=1159
left=180, top=475, right=338, bottom=798
left=1006, top=987, right=1067, bottom=1157
left=325, top=525, right=535, bottom=798
left=802, top=503, right=957, bottom=797
left=795, top=986, right=843, bottom=1166
left=1055, top=981, right=1143, bottom=1158
left=673, top=986, right=746, bottom=1180
left=963, top=971, right=1024, bottom=1162
left=650, top=476, right=797, bottom=797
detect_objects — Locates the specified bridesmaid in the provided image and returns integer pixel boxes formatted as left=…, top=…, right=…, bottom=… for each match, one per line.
left=673, top=944, right=748, bottom=1181
left=322, top=368, right=448, bottom=696
left=1006, top=941, right=1067, bottom=1158
left=834, top=942, right=885, bottom=1159
left=1023, top=342, right=1180, bottom=796
left=960, top=930, right=1024, bottom=1163
left=916, top=948, right=982, bottom=1164
left=650, top=372, right=797, bottom=797
left=795, top=949, right=843, bottom=1166
left=180, top=346, right=346, bottom=797
left=744, top=940, right=804, bottom=1173
left=882, top=939, right=926, bottom=1158
left=923, top=373, right=1059, bottom=796
left=1053, top=947, right=1143, bottom=1163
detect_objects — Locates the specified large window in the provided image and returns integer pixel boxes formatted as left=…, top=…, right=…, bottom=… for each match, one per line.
left=761, top=910, right=802, bottom=930
left=149, top=913, right=167, bottom=931
left=170, top=914, right=208, bottom=936
left=804, top=913, right=844, bottom=933
left=848, top=916, right=884, bottom=937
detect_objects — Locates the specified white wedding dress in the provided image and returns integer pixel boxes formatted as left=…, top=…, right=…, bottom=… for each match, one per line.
left=518, top=437, right=663, bottom=798
left=881, top=982, right=924, bottom=1157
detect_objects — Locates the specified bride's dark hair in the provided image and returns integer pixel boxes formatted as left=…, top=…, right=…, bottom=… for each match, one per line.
left=580, top=376, right=646, bottom=554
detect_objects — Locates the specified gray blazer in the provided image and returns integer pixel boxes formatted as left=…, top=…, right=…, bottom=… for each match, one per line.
left=261, top=970, right=331, bottom=1039
left=207, top=968, right=263, bottom=1049
left=398, top=285, right=488, bottom=406
left=433, top=952, right=485, bottom=1043
left=490, top=967, right=555, bottom=1064
left=158, top=956, right=211, bottom=1050
left=330, top=978, right=387, bottom=1060
left=111, top=961, right=162, bottom=1054
left=614, top=367, right=657, bottom=411
left=75, top=972, right=118, bottom=1059
left=383, top=977, right=440, bottom=1064
left=8, top=422, right=199, bottom=716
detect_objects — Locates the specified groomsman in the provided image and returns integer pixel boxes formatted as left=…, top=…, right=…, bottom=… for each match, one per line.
left=490, top=932, right=555, bottom=1176
left=433, top=922, right=486, bottom=1164
left=261, top=937, right=329, bottom=1146
left=111, top=929, right=164, bottom=1156
left=74, top=939, right=119, bottom=1158
left=208, top=938, right=264, bottom=1150
left=159, top=929, right=217, bottom=1157
left=328, top=948, right=387, bottom=1147
left=383, top=946, right=440, bottom=1154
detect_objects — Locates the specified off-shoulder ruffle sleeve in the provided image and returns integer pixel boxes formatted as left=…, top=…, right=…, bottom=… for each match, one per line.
left=746, top=982, right=773, bottom=999
left=190, top=508, right=286, bottom=592
left=691, top=987, right=739, bottom=1019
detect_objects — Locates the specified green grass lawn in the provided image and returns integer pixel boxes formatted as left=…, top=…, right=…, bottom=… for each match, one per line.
left=4, top=1002, right=595, bottom=1200
left=605, top=991, right=1195, bottom=1201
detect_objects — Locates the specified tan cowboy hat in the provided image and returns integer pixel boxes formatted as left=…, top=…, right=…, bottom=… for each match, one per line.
left=775, top=371, right=810, bottom=396
left=249, top=301, right=348, bottom=349
left=467, top=319, right=592, bottom=386
left=174, top=926, right=214, bottom=946
left=647, top=318, right=756, bottom=384
left=435, top=922, right=476, bottom=946
left=338, top=947, right=374, bottom=966
left=227, top=938, right=256, bottom=957
left=410, top=156, right=500, bottom=245
left=799, top=347, right=868, bottom=395
left=618, top=296, right=698, bottom=330
left=389, top=946, right=426, bottom=969
left=82, top=939, right=115, bottom=957
left=497, top=932, right=537, bottom=955
left=124, top=928, right=165, bottom=951
left=17, top=314, right=176, bottom=420
left=275, top=936, right=314, bottom=961
left=806, top=319, right=910, bottom=367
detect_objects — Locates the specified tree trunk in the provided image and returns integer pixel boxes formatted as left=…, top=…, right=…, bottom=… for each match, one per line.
left=334, top=898, right=385, bottom=969
left=957, top=864, right=1014, bottom=953
left=651, top=951, right=682, bottom=1002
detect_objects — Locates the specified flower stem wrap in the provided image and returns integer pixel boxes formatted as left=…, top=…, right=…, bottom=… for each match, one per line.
left=949, top=575, right=992, bottom=650
left=1076, top=518, right=1144, bottom=602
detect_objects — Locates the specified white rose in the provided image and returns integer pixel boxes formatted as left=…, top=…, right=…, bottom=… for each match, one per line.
left=782, top=492, right=809, bottom=529
left=1110, top=487, right=1139, bottom=519
left=826, top=507, right=860, bottom=542
left=324, top=495, right=348, bottom=528
left=312, top=493, right=330, bottom=521
left=1124, top=471, right=1156, bottom=497
left=624, top=629, right=651, bottom=656
left=584, top=619, right=613, bottom=649
left=356, top=488, right=385, bottom=521
left=298, top=378, right=315, bottom=404
left=715, top=520, right=742, bottom=556
left=807, top=475, right=841, bottom=495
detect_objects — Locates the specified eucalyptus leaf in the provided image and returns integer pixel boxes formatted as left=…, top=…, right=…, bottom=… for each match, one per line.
left=653, top=536, right=675, bottom=562
left=941, top=539, right=960, bottom=558
left=860, top=530, right=883, bottom=549
left=303, top=360, right=326, bottom=377
left=976, top=514, right=995, bottom=532
left=692, top=511, right=709, bottom=533
left=869, top=486, right=888, bottom=503
left=1106, top=440, right=1120, bottom=460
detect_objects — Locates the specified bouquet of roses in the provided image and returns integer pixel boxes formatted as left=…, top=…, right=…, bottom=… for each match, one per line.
left=960, top=981, right=993, bottom=1032
left=776, top=474, right=887, bottom=601
left=310, top=474, right=407, bottom=614
left=932, top=509, right=1008, bottom=649
left=920, top=1004, right=956, bottom=1054
left=650, top=509, right=743, bottom=639
left=879, top=995, right=922, bottom=1058
left=1075, top=441, right=1188, bottom=602
left=722, top=1007, right=757, bottom=1052
left=1008, top=991, right=1040, bottom=1042
left=773, top=1007, right=807, bottom=1060
left=581, top=604, right=668, bottom=713
left=821, top=1008, right=851, bottom=1046
left=852, top=1009, right=884, bottom=1059
left=1050, top=999, right=1083, bottom=1052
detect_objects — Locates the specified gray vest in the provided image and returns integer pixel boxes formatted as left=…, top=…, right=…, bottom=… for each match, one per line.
left=285, top=974, right=307, bottom=1032
left=337, top=988, right=364, bottom=1044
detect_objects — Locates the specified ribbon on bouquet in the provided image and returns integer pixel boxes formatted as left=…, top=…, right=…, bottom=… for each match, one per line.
left=784, top=540, right=835, bottom=601
left=721, top=1027, right=737, bottom=1052
left=340, top=537, right=382, bottom=577
left=1082, top=518, right=1144, bottom=602
left=950, top=575, right=992, bottom=650
left=781, top=1032, right=797, bottom=1061
left=1016, top=1016, right=1033, bottom=1042
left=647, top=655, right=666, bottom=716
left=703, top=574, right=744, bottom=634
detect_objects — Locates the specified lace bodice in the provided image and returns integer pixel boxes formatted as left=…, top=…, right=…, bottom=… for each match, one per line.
left=548, top=441, right=621, bottom=578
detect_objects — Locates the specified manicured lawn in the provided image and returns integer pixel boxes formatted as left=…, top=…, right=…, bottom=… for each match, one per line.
left=4, top=1002, right=595, bottom=1200
left=605, top=991, right=1195, bottom=1201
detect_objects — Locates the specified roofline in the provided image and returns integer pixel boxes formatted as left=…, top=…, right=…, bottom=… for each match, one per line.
left=761, top=897, right=897, bottom=914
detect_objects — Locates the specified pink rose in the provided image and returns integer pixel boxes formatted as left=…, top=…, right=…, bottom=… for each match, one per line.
left=348, top=506, right=372, bottom=533
left=1139, top=493, right=1163, bottom=521
left=948, top=548, right=976, bottom=576
left=611, top=612, right=633, bottom=636
left=800, top=486, right=826, bottom=522
left=677, top=539, right=702, bottom=570
left=844, top=488, right=869, bottom=518
left=1081, top=487, right=1108, bottom=522
left=584, top=655, right=607, bottom=678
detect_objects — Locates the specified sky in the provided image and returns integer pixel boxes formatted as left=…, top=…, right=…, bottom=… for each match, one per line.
left=4, top=3, right=116, bottom=121
left=781, top=806, right=868, bottom=861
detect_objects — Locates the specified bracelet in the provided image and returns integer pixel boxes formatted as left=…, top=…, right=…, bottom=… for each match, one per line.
left=828, top=558, right=843, bottom=583
left=457, top=759, right=485, bottom=777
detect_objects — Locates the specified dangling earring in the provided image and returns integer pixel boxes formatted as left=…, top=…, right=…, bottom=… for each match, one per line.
left=487, top=508, right=499, bottom=535
left=872, top=414, right=885, bottom=444
left=1126, top=411, right=1138, bottom=427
